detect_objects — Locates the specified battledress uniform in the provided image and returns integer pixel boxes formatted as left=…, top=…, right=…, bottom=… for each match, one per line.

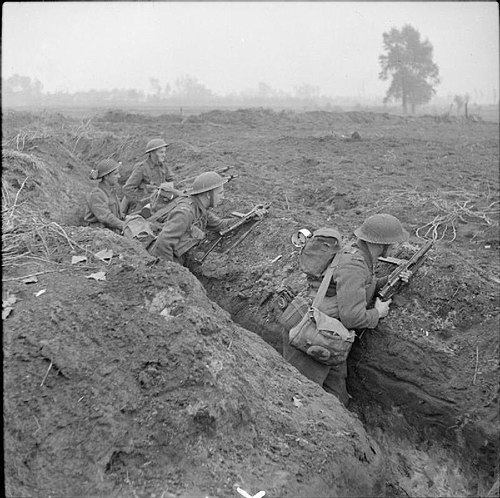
left=150, top=196, right=233, bottom=265
left=282, top=243, right=387, bottom=406
left=83, top=183, right=124, bottom=233
left=123, top=156, right=174, bottom=213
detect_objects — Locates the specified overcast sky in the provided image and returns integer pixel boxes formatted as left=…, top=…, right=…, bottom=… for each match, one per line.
left=2, top=2, right=498, bottom=102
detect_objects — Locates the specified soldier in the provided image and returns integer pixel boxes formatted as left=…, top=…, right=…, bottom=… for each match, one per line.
left=282, top=214, right=410, bottom=407
left=150, top=171, right=265, bottom=267
left=83, top=159, right=125, bottom=233
left=122, top=138, right=180, bottom=214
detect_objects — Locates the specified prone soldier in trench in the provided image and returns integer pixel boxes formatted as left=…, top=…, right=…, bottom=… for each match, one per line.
left=149, top=171, right=267, bottom=267
left=282, top=214, right=411, bottom=407
left=122, top=138, right=181, bottom=215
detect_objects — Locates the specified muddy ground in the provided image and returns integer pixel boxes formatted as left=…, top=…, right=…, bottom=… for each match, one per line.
left=2, top=108, right=499, bottom=498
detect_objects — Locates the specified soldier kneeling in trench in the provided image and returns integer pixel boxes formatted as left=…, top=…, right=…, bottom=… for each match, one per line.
left=149, top=171, right=266, bottom=267
left=122, top=138, right=182, bottom=215
left=283, top=214, right=411, bottom=407
left=83, top=159, right=126, bottom=233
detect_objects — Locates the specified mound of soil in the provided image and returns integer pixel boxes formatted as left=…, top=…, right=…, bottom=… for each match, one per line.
left=4, top=240, right=387, bottom=497
left=3, top=108, right=499, bottom=497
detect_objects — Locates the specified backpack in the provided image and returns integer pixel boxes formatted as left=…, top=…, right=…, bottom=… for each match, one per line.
left=123, top=214, right=157, bottom=250
left=298, top=228, right=343, bottom=279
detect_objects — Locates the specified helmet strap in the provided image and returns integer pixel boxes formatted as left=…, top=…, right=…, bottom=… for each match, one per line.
left=208, top=190, right=215, bottom=208
left=150, top=151, right=159, bottom=165
left=195, top=191, right=211, bottom=209
left=381, top=244, right=391, bottom=258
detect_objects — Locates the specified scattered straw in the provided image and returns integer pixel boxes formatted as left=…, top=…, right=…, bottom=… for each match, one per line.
left=367, top=187, right=499, bottom=241
left=416, top=197, right=499, bottom=241
left=473, top=346, right=479, bottom=385
left=40, top=361, right=53, bottom=387
left=2, top=268, right=71, bottom=282
left=2, top=198, right=96, bottom=267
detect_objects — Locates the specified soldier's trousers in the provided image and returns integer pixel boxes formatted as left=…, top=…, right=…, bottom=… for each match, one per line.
left=282, top=328, right=350, bottom=407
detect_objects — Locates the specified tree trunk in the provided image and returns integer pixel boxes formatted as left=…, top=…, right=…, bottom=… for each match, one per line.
left=402, top=76, right=408, bottom=114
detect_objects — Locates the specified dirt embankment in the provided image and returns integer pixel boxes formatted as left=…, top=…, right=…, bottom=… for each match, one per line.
left=2, top=108, right=499, bottom=497
left=4, top=240, right=388, bottom=497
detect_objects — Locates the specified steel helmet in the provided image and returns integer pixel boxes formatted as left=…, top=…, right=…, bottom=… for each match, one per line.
left=190, top=171, right=227, bottom=195
left=90, top=158, right=120, bottom=180
left=354, top=214, right=409, bottom=244
left=145, top=138, right=168, bottom=154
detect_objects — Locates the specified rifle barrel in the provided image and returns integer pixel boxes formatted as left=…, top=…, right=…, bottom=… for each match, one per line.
left=219, top=202, right=270, bottom=236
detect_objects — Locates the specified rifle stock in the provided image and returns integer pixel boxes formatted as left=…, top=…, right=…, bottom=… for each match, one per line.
left=378, top=240, right=434, bottom=301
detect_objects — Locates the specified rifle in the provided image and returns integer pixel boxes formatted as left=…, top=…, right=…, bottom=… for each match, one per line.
left=377, top=240, right=434, bottom=301
left=198, top=202, right=271, bottom=263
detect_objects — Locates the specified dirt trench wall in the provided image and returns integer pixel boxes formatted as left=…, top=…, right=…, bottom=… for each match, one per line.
left=349, top=320, right=499, bottom=469
left=4, top=235, right=390, bottom=498
left=198, top=268, right=499, bottom=485
left=3, top=108, right=499, bottom=496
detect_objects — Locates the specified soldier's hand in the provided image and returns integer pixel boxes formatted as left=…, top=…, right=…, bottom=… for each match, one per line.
left=254, top=204, right=268, bottom=219
left=375, top=297, right=392, bottom=319
left=400, top=270, right=412, bottom=283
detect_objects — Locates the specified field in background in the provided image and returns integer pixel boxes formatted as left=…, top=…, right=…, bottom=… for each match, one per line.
left=3, top=103, right=499, bottom=122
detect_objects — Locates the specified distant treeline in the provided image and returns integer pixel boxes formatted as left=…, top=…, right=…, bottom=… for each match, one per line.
left=2, top=74, right=498, bottom=118
left=2, top=74, right=352, bottom=108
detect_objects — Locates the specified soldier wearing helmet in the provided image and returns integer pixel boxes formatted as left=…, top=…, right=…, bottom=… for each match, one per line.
left=122, top=138, right=179, bottom=214
left=150, top=171, right=234, bottom=265
left=83, top=159, right=125, bottom=232
left=283, top=213, right=411, bottom=407
left=151, top=171, right=266, bottom=267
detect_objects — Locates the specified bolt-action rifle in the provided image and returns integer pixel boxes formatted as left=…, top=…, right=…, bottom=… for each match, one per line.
left=198, top=202, right=271, bottom=263
left=378, top=240, right=434, bottom=301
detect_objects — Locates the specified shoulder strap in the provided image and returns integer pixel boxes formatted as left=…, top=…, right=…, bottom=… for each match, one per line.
left=148, top=195, right=189, bottom=223
left=312, top=242, right=353, bottom=307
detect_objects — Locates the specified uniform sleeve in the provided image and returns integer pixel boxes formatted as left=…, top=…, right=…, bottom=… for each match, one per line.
left=123, top=165, right=144, bottom=202
left=153, top=208, right=193, bottom=261
left=335, top=259, right=379, bottom=330
left=205, top=211, right=234, bottom=232
left=88, top=190, right=124, bottom=230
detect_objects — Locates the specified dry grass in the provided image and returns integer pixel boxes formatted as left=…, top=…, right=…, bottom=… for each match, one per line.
left=2, top=171, right=93, bottom=268
left=416, top=196, right=499, bottom=241
left=367, top=187, right=499, bottom=241
left=2, top=149, right=50, bottom=174
left=1, top=123, right=54, bottom=151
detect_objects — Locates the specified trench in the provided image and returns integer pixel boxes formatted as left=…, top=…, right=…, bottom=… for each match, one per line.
left=199, top=275, right=497, bottom=498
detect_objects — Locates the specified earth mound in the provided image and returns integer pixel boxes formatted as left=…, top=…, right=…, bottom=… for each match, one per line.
left=3, top=108, right=499, bottom=497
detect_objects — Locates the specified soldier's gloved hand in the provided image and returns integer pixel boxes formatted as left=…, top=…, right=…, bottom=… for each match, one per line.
left=399, top=269, right=412, bottom=283
left=375, top=297, right=392, bottom=318
left=254, top=204, right=268, bottom=219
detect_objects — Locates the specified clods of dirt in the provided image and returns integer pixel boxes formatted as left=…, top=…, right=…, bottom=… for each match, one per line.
left=2, top=107, right=499, bottom=497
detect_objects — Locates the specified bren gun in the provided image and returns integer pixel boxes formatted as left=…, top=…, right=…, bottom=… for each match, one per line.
left=377, top=240, right=434, bottom=301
